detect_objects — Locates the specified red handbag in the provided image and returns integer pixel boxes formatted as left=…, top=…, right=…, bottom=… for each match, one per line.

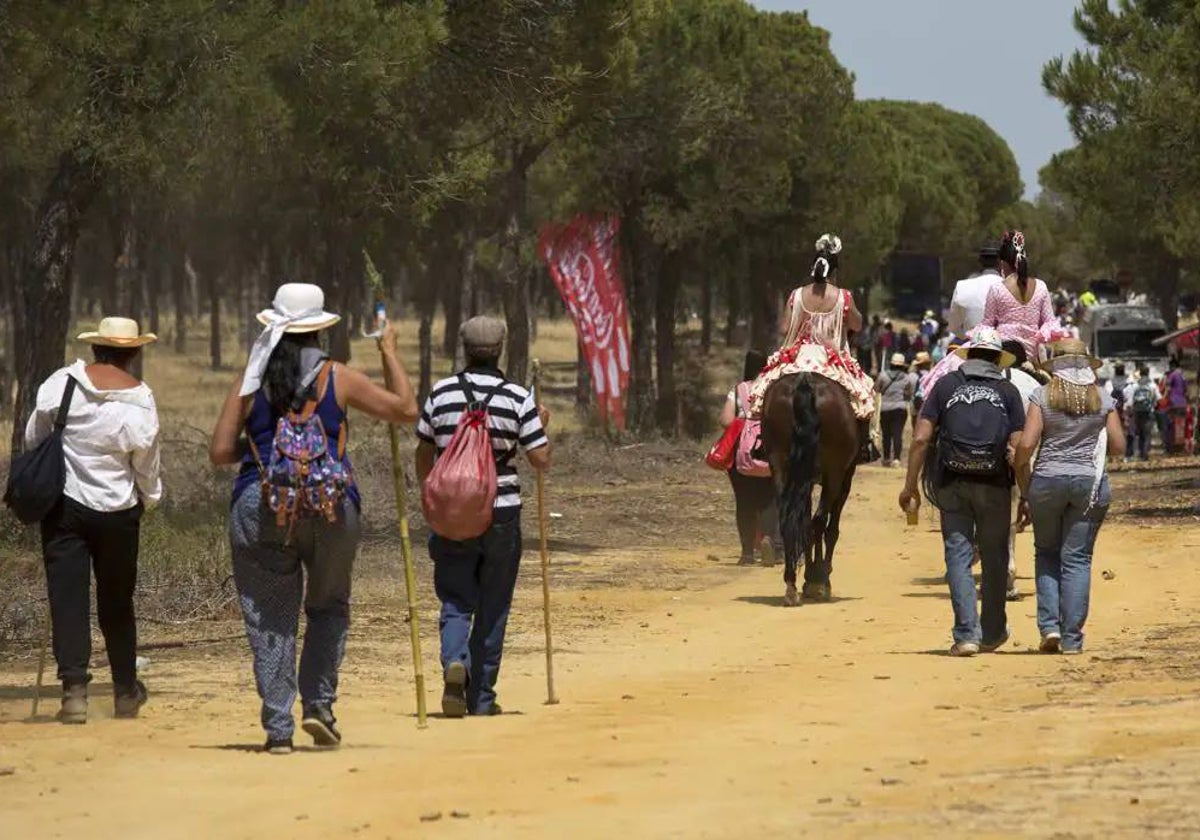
left=706, top=418, right=744, bottom=471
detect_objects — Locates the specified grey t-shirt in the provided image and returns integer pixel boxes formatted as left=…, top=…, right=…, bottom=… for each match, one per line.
left=876, top=370, right=914, bottom=412
left=1031, top=386, right=1114, bottom=479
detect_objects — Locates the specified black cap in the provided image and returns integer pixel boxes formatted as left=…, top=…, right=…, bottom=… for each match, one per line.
left=979, top=240, right=1001, bottom=259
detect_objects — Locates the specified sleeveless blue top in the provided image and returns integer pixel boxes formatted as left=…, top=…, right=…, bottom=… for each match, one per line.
left=231, top=367, right=360, bottom=509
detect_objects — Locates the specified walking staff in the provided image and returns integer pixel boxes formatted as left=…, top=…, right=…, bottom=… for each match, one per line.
left=531, top=360, right=559, bottom=705
left=363, top=256, right=428, bottom=728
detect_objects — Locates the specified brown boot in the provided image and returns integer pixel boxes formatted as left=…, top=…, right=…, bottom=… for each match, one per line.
left=113, top=680, right=148, bottom=719
left=59, top=684, right=87, bottom=725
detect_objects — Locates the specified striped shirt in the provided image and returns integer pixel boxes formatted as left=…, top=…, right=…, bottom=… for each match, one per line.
left=416, top=368, right=548, bottom=509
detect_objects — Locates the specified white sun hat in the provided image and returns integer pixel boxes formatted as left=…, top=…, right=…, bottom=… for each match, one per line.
left=77, top=317, right=157, bottom=348
left=255, top=283, right=341, bottom=333
left=240, top=283, right=341, bottom=396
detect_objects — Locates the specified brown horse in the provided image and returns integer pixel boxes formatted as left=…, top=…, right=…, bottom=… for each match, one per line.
left=760, top=373, right=861, bottom=606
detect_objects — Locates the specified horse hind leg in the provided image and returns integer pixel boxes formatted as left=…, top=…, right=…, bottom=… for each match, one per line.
left=780, top=498, right=802, bottom=607
left=815, top=475, right=855, bottom=602
left=801, top=488, right=831, bottom=602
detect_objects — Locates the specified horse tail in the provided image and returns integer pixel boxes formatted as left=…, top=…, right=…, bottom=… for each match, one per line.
left=782, top=374, right=820, bottom=559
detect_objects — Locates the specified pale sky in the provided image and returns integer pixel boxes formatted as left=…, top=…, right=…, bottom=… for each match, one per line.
left=751, top=0, right=1087, bottom=197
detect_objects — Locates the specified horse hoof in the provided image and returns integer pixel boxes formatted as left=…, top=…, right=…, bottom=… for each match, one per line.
left=783, top=586, right=801, bottom=608
left=803, top=583, right=832, bottom=603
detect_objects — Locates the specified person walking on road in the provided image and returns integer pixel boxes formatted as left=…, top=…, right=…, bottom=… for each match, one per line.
left=210, top=283, right=418, bottom=754
left=24, top=317, right=162, bottom=724
left=718, top=350, right=783, bottom=566
left=877, top=352, right=915, bottom=466
left=899, top=328, right=1025, bottom=657
left=1014, top=339, right=1124, bottom=654
left=1123, top=366, right=1160, bottom=461
left=417, top=316, right=550, bottom=718
left=1164, top=357, right=1189, bottom=453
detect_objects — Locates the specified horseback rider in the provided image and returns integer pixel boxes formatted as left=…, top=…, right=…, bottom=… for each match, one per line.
left=749, top=234, right=876, bottom=460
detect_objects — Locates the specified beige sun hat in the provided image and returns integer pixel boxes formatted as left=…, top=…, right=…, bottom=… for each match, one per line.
left=1039, top=337, right=1102, bottom=372
left=77, top=317, right=157, bottom=348
left=889, top=352, right=907, bottom=369
left=255, top=283, right=341, bottom=333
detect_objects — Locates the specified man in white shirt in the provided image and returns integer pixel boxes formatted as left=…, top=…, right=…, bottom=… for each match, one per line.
left=947, top=241, right=1003, bottom=338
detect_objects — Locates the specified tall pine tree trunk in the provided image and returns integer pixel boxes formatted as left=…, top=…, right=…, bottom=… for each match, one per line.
left=322, top=232, right=352, bottom=363
left=209, top=273, right=222, bottom=371
left=724, top=269, right=739, bottom=347
left=455, top=222, right=478, bottom=370
left=575, top=337, right=591, bottom=418
left=700, top=267, right=713, bottom=354
left=498, top=147, right=531, bottom=385
left=172, top=248, right=188, bottom=354
left=11, top=152, right=102, bottom=452
left=623, top=209, right=657, bottom=431
left=655, top=251, right=681, bottom=434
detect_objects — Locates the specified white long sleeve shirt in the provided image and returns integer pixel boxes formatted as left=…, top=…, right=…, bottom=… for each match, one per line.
left=948, top=269, right=1003, bottom=337
left=24, top=360, right=163, bottom=512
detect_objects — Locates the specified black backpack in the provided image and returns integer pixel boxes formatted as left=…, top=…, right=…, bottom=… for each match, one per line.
left=4, top=377, right=78, bottom=523
left=936, top=371, right=1012, bottom=480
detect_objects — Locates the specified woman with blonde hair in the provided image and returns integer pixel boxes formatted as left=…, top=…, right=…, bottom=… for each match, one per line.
left=1014, top=339, right=1124, bottom=654
left=23, top=318, right=162, bottom=724
left=210, top=283, right=418, bottom=753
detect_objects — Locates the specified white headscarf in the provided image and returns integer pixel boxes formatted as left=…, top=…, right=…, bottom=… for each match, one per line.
left=1048, top=355, right=1097, bottom=387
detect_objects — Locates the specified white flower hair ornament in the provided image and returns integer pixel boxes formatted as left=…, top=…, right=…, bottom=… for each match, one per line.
left=815, top=233, right=843, bottom=255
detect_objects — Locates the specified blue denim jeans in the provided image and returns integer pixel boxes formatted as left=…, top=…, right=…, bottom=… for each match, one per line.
left=431, top=509, right=523, bottom=714
left=1131, top=413, right=1155, bottom=460
left=936, top=480, right=1012, bottom=645
left=1029, top=473, right=1110, bottom=651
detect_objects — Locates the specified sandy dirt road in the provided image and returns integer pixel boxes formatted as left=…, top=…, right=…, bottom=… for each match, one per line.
left=2, top=462, right=1200, bottom=839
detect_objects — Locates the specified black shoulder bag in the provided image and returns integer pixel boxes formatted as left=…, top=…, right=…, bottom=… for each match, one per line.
left=4, top=377, right=78, bottom=523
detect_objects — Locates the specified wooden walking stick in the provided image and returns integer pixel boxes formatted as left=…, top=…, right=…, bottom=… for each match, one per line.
left=531, top=360, right=559, bottom=705
left=364, top=252, right=427, bottom=727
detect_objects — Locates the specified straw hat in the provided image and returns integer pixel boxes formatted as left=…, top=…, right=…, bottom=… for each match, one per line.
left=911, top=351, right=932, bottom=370
left=255, top=283, right=341, bottom=333
left=1039, top=337, right=1102, bottom=372
left=889, top=352, right=907, bottom=369
left=953, top=326, right=1016, bottom=369
left=77, top=317, right=157, bottom=348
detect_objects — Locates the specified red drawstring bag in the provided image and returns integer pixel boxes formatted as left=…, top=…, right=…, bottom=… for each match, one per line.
left=706, top=417, right=744, bottom=471
left=422, top=376, right=498, bottom=541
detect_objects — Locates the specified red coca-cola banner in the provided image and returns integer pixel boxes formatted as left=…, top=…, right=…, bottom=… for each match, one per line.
left=538, top=214, right=631, bottom=430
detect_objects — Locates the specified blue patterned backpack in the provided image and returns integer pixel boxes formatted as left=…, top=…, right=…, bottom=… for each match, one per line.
left=249, top=359, right=350, bottom=534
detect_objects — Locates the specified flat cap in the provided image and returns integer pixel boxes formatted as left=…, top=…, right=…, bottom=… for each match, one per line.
left=460, top=315, right=507, bottom=349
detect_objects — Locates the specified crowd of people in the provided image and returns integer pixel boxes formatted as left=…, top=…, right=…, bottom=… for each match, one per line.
left=17, top=284, right=550, bottom=754
left=719, top=229, right=1195, bottom=658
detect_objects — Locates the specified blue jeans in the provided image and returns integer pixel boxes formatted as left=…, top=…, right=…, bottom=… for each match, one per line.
left=1132, top=413, right=1154, bottom=460
left=936, top=480, right=1012, bottom=645
left=1029, top=474, right=1110, bottom=651
left=431, top=510, right=523, bottom=714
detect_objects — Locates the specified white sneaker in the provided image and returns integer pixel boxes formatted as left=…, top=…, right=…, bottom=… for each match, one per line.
left=949, top=641, right=980, bottom=657
left=1039, top=633, right=1062, bottom=653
